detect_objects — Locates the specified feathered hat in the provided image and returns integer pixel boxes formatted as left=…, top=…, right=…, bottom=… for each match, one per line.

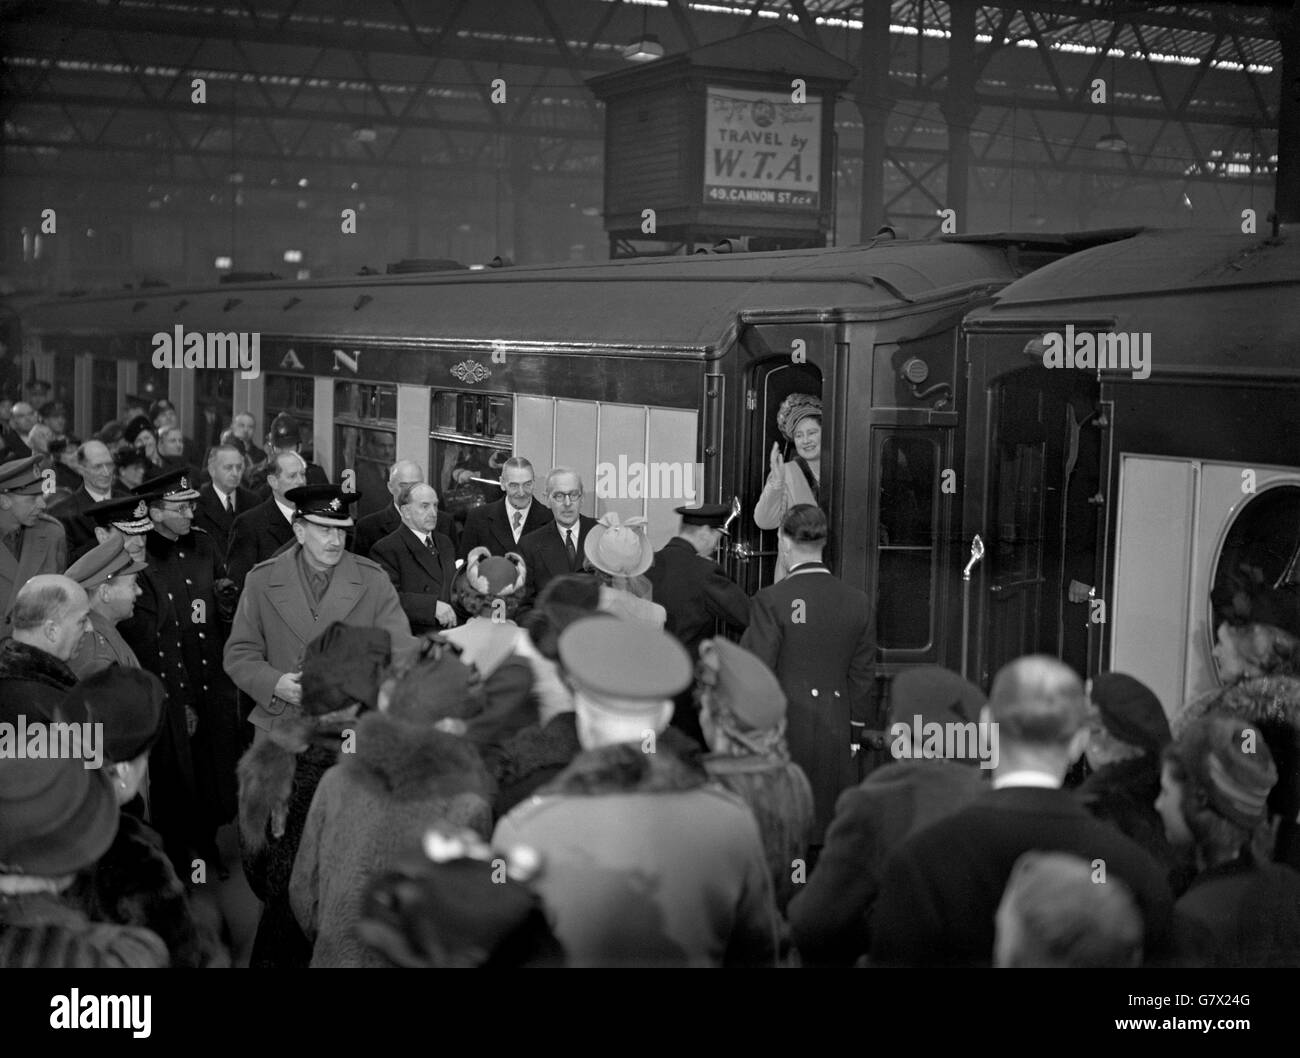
left=776, top=392, right=822, bottom=441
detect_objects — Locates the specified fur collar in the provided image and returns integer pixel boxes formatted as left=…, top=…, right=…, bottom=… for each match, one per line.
left=0, top=638, right=77, bottom=691
left=237, top=715, right=345, bottom=853
left=1176, top=674, right=1300, bottom=736
left=342, top=711, right=491, bottom=800
left=541, top=729, right=707, bottom=798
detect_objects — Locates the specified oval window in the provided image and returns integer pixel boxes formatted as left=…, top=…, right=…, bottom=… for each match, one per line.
left=1210, top=484, right=1300, bottom=633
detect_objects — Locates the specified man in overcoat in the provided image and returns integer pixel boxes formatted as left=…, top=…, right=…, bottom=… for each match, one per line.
left=223, top=483, right=418, bottom=746
left=0, top=454, right=67, bottom=639
left=740, top=504, right=875, bottom=845
left=369, top=482, right=458, bottom=635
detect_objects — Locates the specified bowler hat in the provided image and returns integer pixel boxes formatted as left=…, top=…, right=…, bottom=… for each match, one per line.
left=0, top=757, right=118, bottom=876
left=583, top=512, right=654, bottom=578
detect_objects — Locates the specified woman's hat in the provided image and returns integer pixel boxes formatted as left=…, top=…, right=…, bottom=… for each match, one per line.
left=1173, top=714, right=1278, bottom=829
left=582, top=512, right=654, bottom=578
left=1088, top=672, right=1170, bottom=754
left=776, top=392, right=822, bottom=441
left=61, top=665, right=167, bottom=764
left=697, top=638, right=786, bottom=732
left=301, top=623, right=392, bottom=715
left=386, top=638, right=483, bottom=726
left=462, top=548, right=526, bottom=597
left=889, top=665, right=987, bottom=728
left=122, top=415, right=155, bottom=447
left=0, top=756, right=118, bottom=876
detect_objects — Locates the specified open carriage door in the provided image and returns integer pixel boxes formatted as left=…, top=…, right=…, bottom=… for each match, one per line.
left=978, top=365, right=1104, bottom=686
left=728, top=327, right=828, bottom=595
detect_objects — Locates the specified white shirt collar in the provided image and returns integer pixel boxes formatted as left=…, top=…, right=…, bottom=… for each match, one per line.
left=991, top=769, right=1061, bottom=791
left=213, top=484, right=233, bottom=503
left=87, top=485, right=112, bottom=503
left=556, top=521, right=578, bottom=540
left=274, top=497, right=295, bottom=523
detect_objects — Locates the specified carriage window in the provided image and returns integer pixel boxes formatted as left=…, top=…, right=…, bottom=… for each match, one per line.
left=875, top=433, right=938, bottom=650
left=195, top=367, right=234, bottom=451
left=1211, top=485, right=1300, bottom=627
left=263, top=373, right=314, bottom=439
left=335, top=381, right=397, bottom=521
left=428, top=389, right=513, bottom=521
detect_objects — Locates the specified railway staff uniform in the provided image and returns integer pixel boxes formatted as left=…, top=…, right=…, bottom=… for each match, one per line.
left=741, top=517, right=875, bottom=844
left=0, top=455, right=67, bottom=639
left=645, top=503, right=751, bottom=745
left=223, top=484, right=418, bottom=745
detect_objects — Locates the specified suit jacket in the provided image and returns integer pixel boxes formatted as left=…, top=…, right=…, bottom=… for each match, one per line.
left=0, top=514, right=67, bottom=638
left=353, top=504, right=459, bottom=560
left=226, top=497, right=296, bottom=588
left=517, top=516, right=598, bottom=601
left=740, top=563, right=875, bottom=841
left=868, top=785, right=1175, bottom=968
left=50, top=483, right=130, bottom=558
left=251, top=460, right=328, bottom=505
left=369, top=526, right=458, bottom=636
left=645, top=537, right=750, bottom=656
left=458, top=498, right=552, bottom=560
left=193, top=483, right=257, bottom=561
left=223, top=547, right=418, bottom=734
left=0, top=426, right=32, bottom=462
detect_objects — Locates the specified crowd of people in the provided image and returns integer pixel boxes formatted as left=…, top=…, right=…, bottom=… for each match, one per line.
left=1, top=389, right=1299, bottom=969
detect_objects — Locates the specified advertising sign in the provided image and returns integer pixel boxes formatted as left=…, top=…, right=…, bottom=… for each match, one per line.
left=703, top=85, right=822, bottom=210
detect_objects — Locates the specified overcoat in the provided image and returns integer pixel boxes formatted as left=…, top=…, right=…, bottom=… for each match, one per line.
left=458, top=497, right=552, bottom=560
left=369, top=525, right=458, bottom=636
left=740, top=562, right=875, bottom=840
left=0, top=513, right=66, bottom=638
left=223, top=546, right=417, bottom=733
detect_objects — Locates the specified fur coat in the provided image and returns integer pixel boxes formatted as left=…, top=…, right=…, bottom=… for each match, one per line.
left=492, top=711, right=582, bottom=818
left=0, top=637, right=79, bottom=726
left=236, top=714, right=348, bottom=968
left=289, top=710, right=494, bottom=967
left=1176, top=674, right=1300, bottom=870
left=66, top=811, right=229, bottom=968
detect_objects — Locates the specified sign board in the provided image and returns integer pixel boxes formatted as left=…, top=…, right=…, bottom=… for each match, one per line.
left=703, top=85, right=822, bottom=210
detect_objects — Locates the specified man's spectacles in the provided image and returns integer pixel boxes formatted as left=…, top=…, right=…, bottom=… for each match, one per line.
left=163, top=502, right=195, bottom=514
left=550, top=490, right=582, bottom=504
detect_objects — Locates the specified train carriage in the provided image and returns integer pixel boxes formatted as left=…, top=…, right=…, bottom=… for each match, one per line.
left=961, top=228, right=1300, bottom=717
left=18, top=236, right=1109, bottom=690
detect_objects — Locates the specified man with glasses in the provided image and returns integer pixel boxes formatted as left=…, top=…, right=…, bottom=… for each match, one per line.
left=459, top=456, right=553, bottom=560
left=122, top=468, right=241, bottom=876
left=518, top=467, right=597, bottom=599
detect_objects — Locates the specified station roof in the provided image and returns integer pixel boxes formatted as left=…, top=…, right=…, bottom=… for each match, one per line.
left=24, top=235, right=1113, bottom=353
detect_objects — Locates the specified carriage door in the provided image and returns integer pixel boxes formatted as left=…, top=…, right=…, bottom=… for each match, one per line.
left=732, top=352, right=823, bottom=594
left=982, top=366, right=1102, bottom=684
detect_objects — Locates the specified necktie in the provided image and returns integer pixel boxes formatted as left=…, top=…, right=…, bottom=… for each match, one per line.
left=224, top=493, right=233, bottom=515
left=513, top=510, right=523, bottom=533
left=425, top=534, right=437, bottom=554
left=565, top=529, right=576, bottom=568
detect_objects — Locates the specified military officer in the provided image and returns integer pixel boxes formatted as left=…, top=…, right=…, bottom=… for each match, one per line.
left=0, top=454, right=66, bottom=638
left=645, top=503, right=751, bottom=746
left=65, top=534, right=148, bottom=677
left=119, top=468, right=240, bottom=875
left=70, top=492, right=158, bottom=565
left=224, top=483, right=418, bottom=745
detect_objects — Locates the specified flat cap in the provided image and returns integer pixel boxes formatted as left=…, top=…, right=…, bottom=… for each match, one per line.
left=676, top=503, right=733, bottom=534
left=134, top=467, right=198, bottom=503
left=286, top=483, right=355, bottom=527
left=87, top=494, right=156, bottom=534
left=558, top=616, right=691, bottom=708
left=0, top=455, right=48, bottom=496
left=64, top=535, right=148, bottom=591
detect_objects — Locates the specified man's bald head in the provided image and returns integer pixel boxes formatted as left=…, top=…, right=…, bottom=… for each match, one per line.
left=11, top=574, right=91, bottom=661
left=988, top=655, right=1087, bottom=749
left=387, top=460, right=424, bottom=501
